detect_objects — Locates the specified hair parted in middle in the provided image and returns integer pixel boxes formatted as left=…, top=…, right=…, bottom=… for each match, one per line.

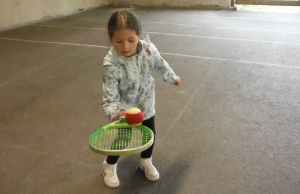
left=107, top=10, right=142, bottom=39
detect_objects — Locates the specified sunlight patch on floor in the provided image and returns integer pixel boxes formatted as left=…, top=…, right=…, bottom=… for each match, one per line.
left=236, top=4, right=300, bottom=13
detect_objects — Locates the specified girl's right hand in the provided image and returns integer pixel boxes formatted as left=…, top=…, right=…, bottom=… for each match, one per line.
left=113, top=109, right=126, bottom=121
left=173, top=76, right=180, bottom=86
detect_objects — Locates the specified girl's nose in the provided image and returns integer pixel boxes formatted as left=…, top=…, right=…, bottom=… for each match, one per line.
left=123, top=41, right=129, bottom=50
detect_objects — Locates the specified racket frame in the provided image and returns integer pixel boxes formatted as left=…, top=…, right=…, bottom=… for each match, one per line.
left=89, top=118, right=154, bottom=156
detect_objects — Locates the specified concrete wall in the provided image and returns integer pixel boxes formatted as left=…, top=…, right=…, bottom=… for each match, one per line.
left=109, top=0, right=231, bottom=9
left=0, top=0, right=108, bottom=31
left=0, top=0, right=232, bottom=31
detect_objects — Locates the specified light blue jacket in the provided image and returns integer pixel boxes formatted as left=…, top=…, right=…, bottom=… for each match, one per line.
left=102, top=35, right=177, bottom=120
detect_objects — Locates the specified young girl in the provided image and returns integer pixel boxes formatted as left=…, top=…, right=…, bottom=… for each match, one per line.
left=102, top=10, right=180, bottom=188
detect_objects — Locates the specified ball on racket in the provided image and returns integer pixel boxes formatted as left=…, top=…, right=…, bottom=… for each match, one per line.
left=125, top=108, right=144, bottom=126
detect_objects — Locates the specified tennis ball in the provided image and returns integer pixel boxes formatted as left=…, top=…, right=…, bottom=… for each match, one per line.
left=125, top=108, right=144, bottom=126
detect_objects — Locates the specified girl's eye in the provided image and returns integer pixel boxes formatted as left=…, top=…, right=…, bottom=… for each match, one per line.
left=129, top=40, right=135, bottom=42
left=116, top=41, right=122, bottom=43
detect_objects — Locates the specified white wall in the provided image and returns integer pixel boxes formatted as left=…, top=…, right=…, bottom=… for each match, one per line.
left=0, top=0, right=232, bottom=31
left=0, top=0, right=108, bottom=31
left=109, top=0, right=231, bottom=8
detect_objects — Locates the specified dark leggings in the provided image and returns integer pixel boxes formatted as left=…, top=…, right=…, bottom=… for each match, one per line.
left=106, top=116, right=156, bottom=164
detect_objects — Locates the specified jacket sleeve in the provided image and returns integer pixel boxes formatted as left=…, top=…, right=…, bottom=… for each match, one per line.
left=151, top=43, right=177, bottom=83
left=102, top=64, right=120, bottom=121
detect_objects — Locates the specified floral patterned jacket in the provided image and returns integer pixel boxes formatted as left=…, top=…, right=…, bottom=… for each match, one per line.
left=102, top=35, right=177, bottom=121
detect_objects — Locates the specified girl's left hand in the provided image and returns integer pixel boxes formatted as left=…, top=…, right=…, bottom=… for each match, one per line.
left=113, top=109, right=126, bottom=121
left=173, top=76, right=180, bottom=86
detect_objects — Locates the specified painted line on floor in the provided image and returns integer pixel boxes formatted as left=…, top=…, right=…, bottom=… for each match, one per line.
left=0, top=45, right=92, bottom=87
left=146, top=31, right=300, bottom=46
left=142, top=21, right=300, bottom=35
left=132, top=11, right=300, bottom=23
left=156, top=88, right=198, bottom=146
left=1, top=37, right=299, bottom=71
left=32, top=24, right=300, bottom=46
left=70, top=18, right=300, bottom=35
left=73, top=12, right=300, bottom=23
left=0, top=37, right=110, bottom=48
left=161, top=52, right=300, bottom=69
left=34, top=24, right=106, bottom=30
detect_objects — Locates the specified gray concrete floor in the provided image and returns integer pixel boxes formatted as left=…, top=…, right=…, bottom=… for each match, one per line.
left=1, top=7, right=300, bottom=194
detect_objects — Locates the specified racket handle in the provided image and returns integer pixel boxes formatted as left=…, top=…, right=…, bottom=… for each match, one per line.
left=114, top=117, right=126, bottom=124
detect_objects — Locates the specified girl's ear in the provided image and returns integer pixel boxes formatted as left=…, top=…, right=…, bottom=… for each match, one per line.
left=138, top=33, right=143, bottom=40
left=107, top=36, right=113, bottom=46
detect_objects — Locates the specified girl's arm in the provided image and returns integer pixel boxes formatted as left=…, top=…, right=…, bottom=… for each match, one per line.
left=151, top=44, right=177, bottom=83
left=102, top=66, right=121, bottom=121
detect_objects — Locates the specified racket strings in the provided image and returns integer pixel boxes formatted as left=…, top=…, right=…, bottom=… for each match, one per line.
left=90, top=126, right=152, bottom=151
left=110, top=127, right=132, bottom=150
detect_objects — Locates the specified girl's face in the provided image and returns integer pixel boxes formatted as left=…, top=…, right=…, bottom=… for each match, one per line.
left=111, top=28, right=139, bottom=58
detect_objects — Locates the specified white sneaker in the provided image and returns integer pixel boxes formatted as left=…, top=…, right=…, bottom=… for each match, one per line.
left=102, top=159, right=120, bottom=188
left=139, top=157, right=159, bottom=181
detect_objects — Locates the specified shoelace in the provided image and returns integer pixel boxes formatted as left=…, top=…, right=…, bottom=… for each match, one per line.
left=145, top=161, right=155, bottom=171
left=105, top=168, right=117, bottom=179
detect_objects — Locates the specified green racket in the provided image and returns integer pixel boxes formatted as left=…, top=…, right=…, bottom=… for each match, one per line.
left=89, top=118, right=154, bottom=156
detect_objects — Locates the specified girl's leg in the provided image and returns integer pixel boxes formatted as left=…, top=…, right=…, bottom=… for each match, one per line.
left=102, top=157, right=120, bottom=188
left=106, top=156, right=119, bottom=164
left=103, top=157, right=119, bottom=188
left=106, top=116, right=155, bottom=163
left=139, top=116, right=159, bottom=181
left=140, top=116, right=156, bottom=158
